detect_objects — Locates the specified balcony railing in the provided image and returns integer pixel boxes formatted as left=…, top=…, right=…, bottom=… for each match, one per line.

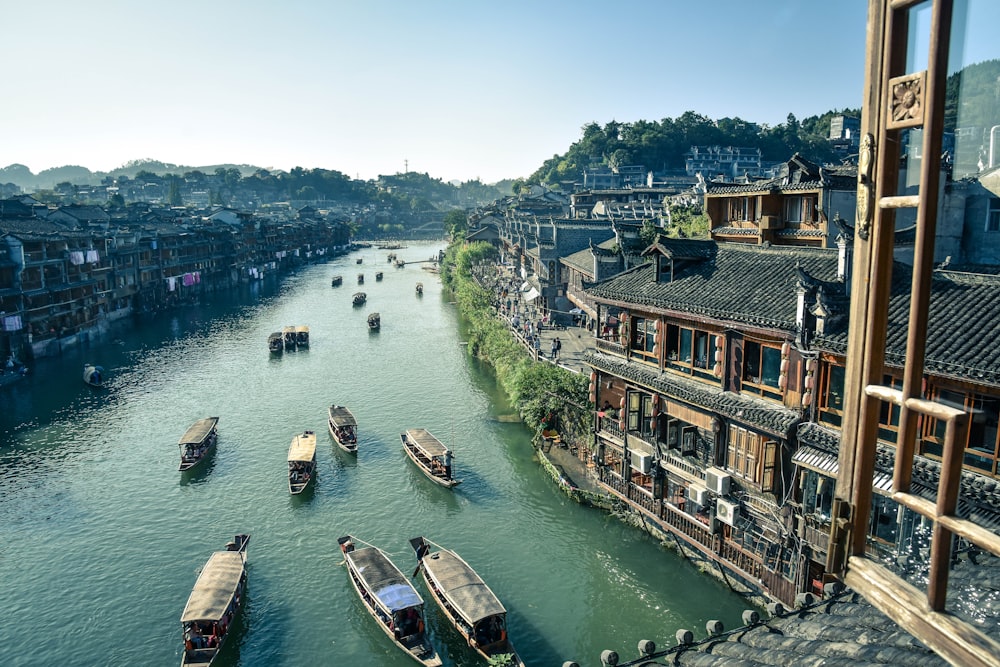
left=595, top=338, right=625, bottom=356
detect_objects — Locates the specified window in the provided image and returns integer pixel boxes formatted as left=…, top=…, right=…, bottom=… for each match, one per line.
left=877, top=374, right=905, bottom=444
left=741, top=340, right=783, bottom=400
left=783, top=195, right=815, bottom=226
left=725, top=424, right=777, bottom=490
left=666, top=324, right=717, bottom=381
left=921, top=388, right=1000, bottom=477
left=819, top=363, right=846, bottom=427
left=727, top=196, right=756, bottom=222
left=987, top=197, right=1000, bottom=232
left=626, top=391, right=642, bottom=432
left=629, top=317, right=657, bottom=363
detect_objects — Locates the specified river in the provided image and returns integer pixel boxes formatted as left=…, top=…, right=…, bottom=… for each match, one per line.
left=0, top=242, right=750, bottom=666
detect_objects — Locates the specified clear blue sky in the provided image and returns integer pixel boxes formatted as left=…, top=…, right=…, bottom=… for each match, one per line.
left=3, top=0, right=874, bottom=183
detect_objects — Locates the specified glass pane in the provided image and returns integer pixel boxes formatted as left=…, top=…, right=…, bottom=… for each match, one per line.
left=743, top=340, right=761, bottom=383
left=680, top=328, right=692, bottom=363
left=761, top=346, right=781, bottom=388
left=826, top=365, right=846, bottom=410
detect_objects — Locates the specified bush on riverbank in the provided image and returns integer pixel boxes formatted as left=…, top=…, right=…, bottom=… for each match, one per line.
left=442, top=241, right=589, bottom=435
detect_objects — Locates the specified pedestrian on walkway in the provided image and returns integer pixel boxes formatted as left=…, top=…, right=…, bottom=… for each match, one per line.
left=551, top=337, right=559, bottom=360
left=556, top=337, right=562, bottom=358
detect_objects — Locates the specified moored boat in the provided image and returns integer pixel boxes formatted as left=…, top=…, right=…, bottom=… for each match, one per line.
left=288, top=430, right=317, bottom=495
left=328, top=405, right=358, bottom=453
left=356, top=257, right=363, bottom=264
left=358, top=273, right=365, bottom=284
left=178, top=417, right=219, bottom=472
left=331, top=275, right=343, bottom=287
left=368, top=312, right=381, bottom=331
left=83, top=363, right=105, bottom=388
left=180, top=534, right=250, bottom=667
left=375, top=271, right=384, bottom=281
left=295, top=325, right=310, bottom=348
left=268, top=332, right=283, bottom=354
left=400, top=429, right=460, bottom=488
left=416, top=282, right=424, bottom=295
left=283, top=326, right=297, bottom=350
left=410, top=537, right=522, bottom=667
left=338, top=536, right=442, bottom=667
left=353, top=292, right=367, bottom=306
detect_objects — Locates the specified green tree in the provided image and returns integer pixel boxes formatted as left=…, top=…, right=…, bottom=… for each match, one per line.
left=443, top=209, right=468, bottom=239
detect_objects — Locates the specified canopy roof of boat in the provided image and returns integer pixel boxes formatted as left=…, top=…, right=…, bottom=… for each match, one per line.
left=180, top=550, right=244, bottom=623
left=404, top=429, right=449, bottom=458
left=268, top=332, right=282, bottom=340
left=350, top=546, right=423, bottom=612
left=283, top=326, right=295, bottom=332
left=423, top=548, right=505, bottom=624
left=295, top=325, right=309, bottom=333
left=178, top=417, right=219, bottom=446
left=288, top=432, right=316, bottom=462
left=328, top=406, right=357, bottom=427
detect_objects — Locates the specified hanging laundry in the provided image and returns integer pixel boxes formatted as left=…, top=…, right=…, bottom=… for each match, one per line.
left=69, top=251, right=85, bottom=265
left=182, top=273, right=194, bottom=287
left=86, top=250, right=99, bottom=263
left=167, top=277, right=177, bottom=291
left=2, top=315, right=23, bottom=331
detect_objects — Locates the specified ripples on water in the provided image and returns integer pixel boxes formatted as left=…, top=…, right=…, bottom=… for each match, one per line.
left=0, top=243, right=750, bottom=666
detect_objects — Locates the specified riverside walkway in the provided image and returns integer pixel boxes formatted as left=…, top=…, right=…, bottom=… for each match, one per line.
left=470, top=261, right=604, bottom=497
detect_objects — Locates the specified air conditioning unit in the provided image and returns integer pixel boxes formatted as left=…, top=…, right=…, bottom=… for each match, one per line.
left=705, top=467, right=732, bottom=496
left=687, top=484, right=708, bottom=507
left=630, top=451, right=652, bottom=475
left=759, top=215, right=783, bottom=230
left=716, top=498, right=740, bottom=526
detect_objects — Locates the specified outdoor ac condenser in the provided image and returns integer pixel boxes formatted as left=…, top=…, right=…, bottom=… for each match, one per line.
left=716, top=498, right=740, bottom=526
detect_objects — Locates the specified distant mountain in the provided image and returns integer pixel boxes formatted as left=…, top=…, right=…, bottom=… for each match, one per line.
left=0, top=159, right=263, bottom=191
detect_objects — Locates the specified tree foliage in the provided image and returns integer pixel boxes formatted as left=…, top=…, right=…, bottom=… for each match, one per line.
left=442, top=241, right=589, bottom=438
left=527, top=108, right=861, bottom=187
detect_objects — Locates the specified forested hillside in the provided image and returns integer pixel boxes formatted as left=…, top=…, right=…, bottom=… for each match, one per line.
left=526, top=108, right=860, bottom=187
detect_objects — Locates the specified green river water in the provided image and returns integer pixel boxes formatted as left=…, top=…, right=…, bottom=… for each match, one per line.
left=0, top=242, right=750, bottom=666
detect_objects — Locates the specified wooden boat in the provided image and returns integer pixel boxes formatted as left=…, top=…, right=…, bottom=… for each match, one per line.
left=268, top=332, right=283, bottom=354
left=375, top=271, right=384, bottom=281
left=283, top=326, right=297, bottom=350
left=288, top=430, right=317, bottom=495
left=82, top=363, right=105, bottom=387
left=331, top=275, right=343, bottom=287
left=356, top=257, right=363, bottom=264
left=295, top=325, right=310, bottom=348
left=400, top=429, right=460, bottom=488
left=337, top=536, right=442, bottom=667
left=180, top=534, right=250, bottom=667
left=410, top=537, right=523, bottom=667
left=358, top=273, right=365, bottom=284
left=416, top=282, right=424, bottom=295
left=353, top=292, right=367, bottom=307
left=328, top=405, right=358, bottom=453
left=395, top=259, right=406, bottom=268
left=368, top=312, right=381, bottom=331
left=178, top=417, right=219, bottom=472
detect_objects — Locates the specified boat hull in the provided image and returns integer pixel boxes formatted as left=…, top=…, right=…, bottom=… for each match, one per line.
left=400, top=432, right=459, bottom=488
left=181, top=535, right=249, bottom=667
left=412, top=539, right=522, bottom=666
left=339, top=538, right=442, bottom=667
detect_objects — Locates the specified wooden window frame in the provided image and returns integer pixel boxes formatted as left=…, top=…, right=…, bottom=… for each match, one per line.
left=740, top=339, right=784, bottom=401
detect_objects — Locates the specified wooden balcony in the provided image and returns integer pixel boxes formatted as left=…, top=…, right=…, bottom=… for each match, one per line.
left=595, top=337, right=625, bottom=356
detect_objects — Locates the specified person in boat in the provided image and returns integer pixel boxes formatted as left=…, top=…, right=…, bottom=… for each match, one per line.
left=443, top=451, right=453, bottom=478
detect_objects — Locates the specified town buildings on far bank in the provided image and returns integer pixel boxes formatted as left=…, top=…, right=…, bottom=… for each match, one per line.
left=0, top=198, right=351, bottom=362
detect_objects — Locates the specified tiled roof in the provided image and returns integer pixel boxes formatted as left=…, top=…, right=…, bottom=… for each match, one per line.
left=586, top=351, right=801, bottom=438
left=814, top=266, right=1000, bottom=386
left=587, top=242, right=843, bottom=332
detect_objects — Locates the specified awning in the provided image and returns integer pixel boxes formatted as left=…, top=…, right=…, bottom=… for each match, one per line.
left=792, top=446, right=894, bottom=494
left=520, top=282, right=531, bottom=292
left=524, top=287, right=541, bottom=301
